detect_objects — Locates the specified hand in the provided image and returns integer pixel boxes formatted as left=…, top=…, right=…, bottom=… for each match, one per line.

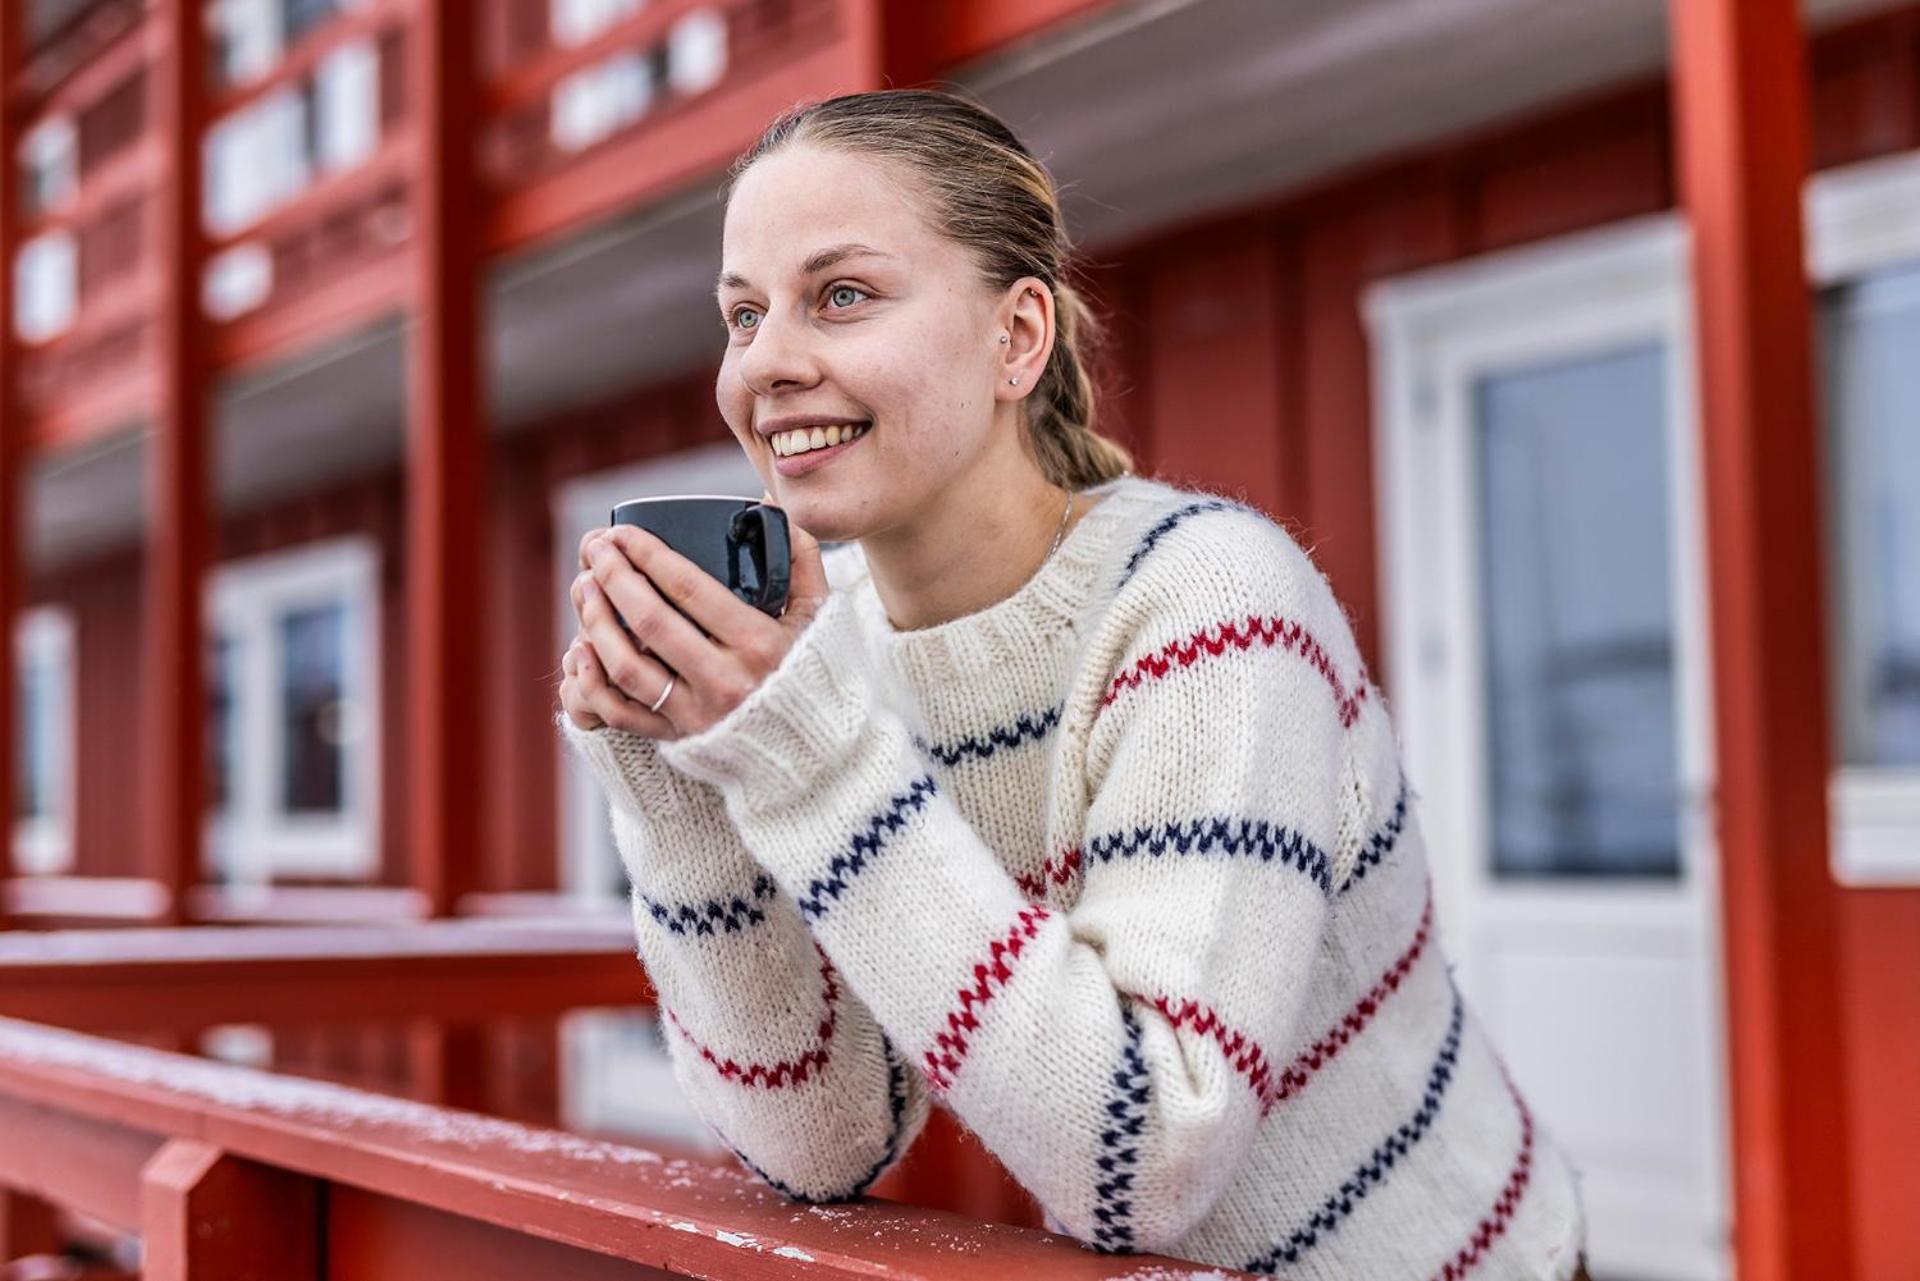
left=560, top=500, right=830, bottom=739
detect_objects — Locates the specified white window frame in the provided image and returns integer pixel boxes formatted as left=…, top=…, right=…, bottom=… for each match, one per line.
left=1807, top=150, right=1920, bottom=886
left=206, top=536, right=381, bottom=884
left=13, top=605, right=76, bottom=876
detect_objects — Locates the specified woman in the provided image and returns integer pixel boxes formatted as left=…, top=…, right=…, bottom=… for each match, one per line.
left=557, top=89, right=1586, bottom=1278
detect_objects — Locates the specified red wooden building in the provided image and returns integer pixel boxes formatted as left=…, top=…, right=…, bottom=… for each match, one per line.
left=2, top=0, right=1917, bottom=1277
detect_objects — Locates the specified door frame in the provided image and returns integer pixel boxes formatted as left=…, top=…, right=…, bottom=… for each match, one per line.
left=1364, top=214, right=1730, bottom=1280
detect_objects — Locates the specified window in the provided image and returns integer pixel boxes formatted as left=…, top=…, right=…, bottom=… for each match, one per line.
left=1808, top=153, right=1920, bottom=884
left=547, top=0, right=730, bottom=153
left=206, top=538, right=379, bottom=883
left=14, top=607, right=75, bottom=876
left=19, top=116, right=77, bottom=216
left=201, top=38, right=379, bottom=238
left=1475, top=344, right=1683, bottom=879
left=13, top=231, right=77, bottom=343
left=208, top=0, right=366, bottom=86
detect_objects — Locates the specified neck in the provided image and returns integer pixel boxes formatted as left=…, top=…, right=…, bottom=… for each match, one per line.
left=860, top=453, right=1076, bottom=633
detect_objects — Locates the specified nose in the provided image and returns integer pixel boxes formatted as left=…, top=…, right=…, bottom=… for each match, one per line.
left=736, top=306, right=821, bottom=398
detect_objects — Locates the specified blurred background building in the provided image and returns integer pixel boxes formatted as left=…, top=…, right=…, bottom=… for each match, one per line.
left=0, top=0, right=1915, bottom=1278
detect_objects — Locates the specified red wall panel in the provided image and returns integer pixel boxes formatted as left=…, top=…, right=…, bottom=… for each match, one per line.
left=1139, top=230, right=1286, bottom=517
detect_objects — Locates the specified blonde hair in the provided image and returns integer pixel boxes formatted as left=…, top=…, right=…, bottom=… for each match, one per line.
left=731, top=89, right=1134, bottom=490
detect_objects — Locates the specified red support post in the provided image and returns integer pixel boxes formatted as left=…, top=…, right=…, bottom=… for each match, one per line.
left=0, top=0, right=22, bottom=924
left=143, top=0, right=212, bottom=925
left=406, top=0, right=488, bottom=919
left=140, top=1140, right=320, bottom=1280
left=1667, top=1, right=1857, bottom=1278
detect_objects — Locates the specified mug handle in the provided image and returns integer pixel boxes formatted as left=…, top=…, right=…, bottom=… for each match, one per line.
left=729, top=504, right=791, bottom=615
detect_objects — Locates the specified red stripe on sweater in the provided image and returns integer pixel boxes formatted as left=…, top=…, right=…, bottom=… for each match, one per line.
left=1014, top=847, right=1084, bottom=900
left=1100, top=613, right=1370, bottom=728
left=664, top=948, right=841, bottom=1090
left=923, top=904, right=1051, bottom=1092
left=1153, top=996, right=1277, bottom=1110
left=1269, top=888, right=1436, bottom=1108
left=1431, top=1064, right=1537, bottom=1281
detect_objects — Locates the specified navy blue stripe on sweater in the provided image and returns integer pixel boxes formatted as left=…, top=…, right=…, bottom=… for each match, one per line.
left=1241, top=989, right=1467, bottom=1275
left=797, top=775, right=940, bottom=920
left=1090, top=1001, right=1151, bottom=1254
left=635, top=873, right=777, bottom=938
left=1086, top=817, right=1333, bottom=897
left=1117, top=499, right=1243, bottom=588
left=913, top=703, right=1062, bottom=767
left=725, top=1034, right=914, bottom=1204
left=1339, top=774, right=1410, bottom=895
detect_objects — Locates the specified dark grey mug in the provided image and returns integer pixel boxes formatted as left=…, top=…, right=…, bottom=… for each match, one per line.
left=608, top=496, right=791, bottom=637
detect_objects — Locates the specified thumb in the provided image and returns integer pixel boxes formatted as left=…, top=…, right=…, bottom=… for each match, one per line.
left=767, top=493, right=830, bottom=614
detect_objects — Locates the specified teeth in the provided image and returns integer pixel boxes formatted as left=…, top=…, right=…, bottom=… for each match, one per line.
left=772, top=423, right=867, bottom=457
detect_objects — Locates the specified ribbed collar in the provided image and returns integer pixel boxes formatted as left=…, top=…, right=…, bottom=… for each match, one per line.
left=842, top=474, right=1178, bottom=687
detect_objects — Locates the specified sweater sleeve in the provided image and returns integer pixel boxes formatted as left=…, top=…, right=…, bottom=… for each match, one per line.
left=657, top=519, right=1365, bottom=1253
left=557, top=711, right=931, bottom=1201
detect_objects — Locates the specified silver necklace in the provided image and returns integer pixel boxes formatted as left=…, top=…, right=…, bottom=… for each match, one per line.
left=1044, top=488, right=1074, bottom=564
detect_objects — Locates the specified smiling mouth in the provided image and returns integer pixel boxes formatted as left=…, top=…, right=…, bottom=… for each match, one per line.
left=769, top=422, right=871, bottom=457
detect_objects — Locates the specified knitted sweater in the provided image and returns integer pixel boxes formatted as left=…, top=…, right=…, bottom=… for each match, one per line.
left=558, top=474, right=1586, bottom=1278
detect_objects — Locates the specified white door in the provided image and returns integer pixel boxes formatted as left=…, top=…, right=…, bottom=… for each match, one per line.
left=1367, top=218, right=1730, bottom=1281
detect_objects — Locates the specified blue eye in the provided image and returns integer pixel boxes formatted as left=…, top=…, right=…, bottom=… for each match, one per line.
left=826, top=285, right=869, bottom=309
left=731, top=306, right=761, bottom=331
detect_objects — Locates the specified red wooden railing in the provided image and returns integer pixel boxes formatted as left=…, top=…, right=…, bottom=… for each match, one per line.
left=0, top=1017, right=1247, bottom=1279
left=0, top=922, right=1245, bottom=1279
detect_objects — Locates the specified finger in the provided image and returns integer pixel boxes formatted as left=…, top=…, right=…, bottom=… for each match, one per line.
left=560, top=641, right=605, bottom=730
left=576, top=635, right=674, bottom=736
left=578, top=579, right=680, bottom=709
left=781, top=507, right=830, bottom=614
left=578, top=526, right=611, bottom=572
left=591, top=529, right=756, bottom=663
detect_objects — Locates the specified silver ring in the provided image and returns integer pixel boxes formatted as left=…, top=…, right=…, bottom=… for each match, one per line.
left=647, top=673, right=677, bottom=714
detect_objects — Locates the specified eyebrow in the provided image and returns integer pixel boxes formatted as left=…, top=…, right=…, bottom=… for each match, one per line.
left=716, top=243, right=892, bottom=294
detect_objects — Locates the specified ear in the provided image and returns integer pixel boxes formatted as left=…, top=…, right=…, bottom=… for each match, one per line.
left=996, top=278, right=1054, bottom=404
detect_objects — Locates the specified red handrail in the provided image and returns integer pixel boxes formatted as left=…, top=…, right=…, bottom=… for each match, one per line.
left=0, top=1016, right=1245, bottom=1278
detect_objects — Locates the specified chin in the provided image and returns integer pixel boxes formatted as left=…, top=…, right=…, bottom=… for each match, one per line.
left=768, top=489, right=869, bottom=544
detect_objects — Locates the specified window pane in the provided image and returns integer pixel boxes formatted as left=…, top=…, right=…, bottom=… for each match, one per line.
left=1822, top=261, right=1920, bottom=768
left=1475, top=343, right=1682, bottom=879
left=280, top=603, right=345, bottom=814
left=15, top=657, right=54, bottom=820
left=207, top=633, right=237, bottom=811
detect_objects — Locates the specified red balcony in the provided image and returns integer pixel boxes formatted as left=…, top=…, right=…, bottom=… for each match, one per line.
left=5, top=0, right=879, bottom=447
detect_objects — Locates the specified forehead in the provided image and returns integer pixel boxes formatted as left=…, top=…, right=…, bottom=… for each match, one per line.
left=721, top=145, right=942, bottom=276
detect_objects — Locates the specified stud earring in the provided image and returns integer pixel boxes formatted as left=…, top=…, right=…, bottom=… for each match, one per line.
left=998, top=334, right=1010, bottom=344
left=1009, top=375, right=1021, bottom=386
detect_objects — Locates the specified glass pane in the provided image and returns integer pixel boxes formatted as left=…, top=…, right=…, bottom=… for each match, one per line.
left=14, top=657, right=54, bottom=820
left=1822, top=261, right=1920, bottom=768
left=279, top=602, right=345, bottom=814
left=207, top=633, right=237, bottom=811
left=1475, top=342, right=1682, bottom=879
left=283, top=0, right=346, bottom=44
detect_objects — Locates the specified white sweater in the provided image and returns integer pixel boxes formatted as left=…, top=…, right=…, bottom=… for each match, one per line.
left=559, top=473, right=1585, bottom=1278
